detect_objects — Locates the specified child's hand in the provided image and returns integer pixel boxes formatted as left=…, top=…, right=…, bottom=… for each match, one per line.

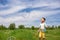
left=38, top=30, right=40, bottom=33
left=46, top=26, right=48, bottom=29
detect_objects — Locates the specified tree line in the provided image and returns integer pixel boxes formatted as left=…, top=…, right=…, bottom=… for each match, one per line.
left=0, top=23, right=60, bottom=30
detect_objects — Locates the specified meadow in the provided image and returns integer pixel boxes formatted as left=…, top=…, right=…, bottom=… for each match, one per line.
left=0, top=29, right=60, bottom=40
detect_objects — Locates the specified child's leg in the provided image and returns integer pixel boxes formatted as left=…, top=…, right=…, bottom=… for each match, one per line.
left=43, top=38, right=45, bottom=40
left=42, top=32, right=45, bottom=40
left=39, top=37, right=42, bottom=40
left=39, top=31, right=43, bottom=40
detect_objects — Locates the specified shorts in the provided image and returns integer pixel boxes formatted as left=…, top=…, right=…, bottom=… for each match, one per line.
left=39, top=31, right=45, bottom=38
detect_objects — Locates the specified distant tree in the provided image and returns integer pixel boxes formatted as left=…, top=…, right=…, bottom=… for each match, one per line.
left=0, top=25, right=7, bottom=30
left=25, top=27, right=31, bottom=29
left=55, top=26, right=57, bottom=29
left=31, top=26, right=35, bottom=30
left=52, top=25, right=54, bottom=28
left=8, top=23, right=16, bottom=30
left=47, top=25, right=54, bottom=30
left=18, top=25, right=25, bottom=29
left=58, top=25, right=60, bottom=28
left=49, top=25, right=55, bottom=29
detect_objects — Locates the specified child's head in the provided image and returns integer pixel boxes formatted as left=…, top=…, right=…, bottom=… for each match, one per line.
left=41, top=17, right=46, bottom=23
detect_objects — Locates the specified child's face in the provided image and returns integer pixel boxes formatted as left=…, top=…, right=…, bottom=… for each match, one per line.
left=41, top=18, right=45, bottom=23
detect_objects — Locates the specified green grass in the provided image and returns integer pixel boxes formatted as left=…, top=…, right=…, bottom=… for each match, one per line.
left=0, top=29, right=60, bottom=40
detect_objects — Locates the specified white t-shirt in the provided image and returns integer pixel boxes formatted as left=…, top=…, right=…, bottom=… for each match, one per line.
left=40, top=22, right=47, bottom=29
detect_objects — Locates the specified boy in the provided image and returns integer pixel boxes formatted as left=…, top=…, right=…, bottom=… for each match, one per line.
left=38, top=17, right=47, bottom=40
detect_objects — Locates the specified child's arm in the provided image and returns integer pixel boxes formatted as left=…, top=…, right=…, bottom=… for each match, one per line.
left=38, top=28, right=41, bottom=33
left=38, top=24, right=41, bottom=32
left=45, top=23, right=48, bottom=28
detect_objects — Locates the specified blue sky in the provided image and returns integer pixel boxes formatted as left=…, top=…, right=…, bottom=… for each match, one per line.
left=0, top=0, right=60, bottom=27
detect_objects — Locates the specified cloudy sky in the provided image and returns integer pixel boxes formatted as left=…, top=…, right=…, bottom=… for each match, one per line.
left=0, top=0, right=60, bottom=27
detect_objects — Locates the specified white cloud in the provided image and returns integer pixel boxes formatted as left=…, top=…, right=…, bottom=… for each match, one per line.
left=0, top=9, right=60, bottom=27
left=32, top=1, right=60, bottom=8
left=0, top=0, right=60, bottom=16
left=0, top=0, right=60, bottom=27
left=0, top=6, right=26, bottom=16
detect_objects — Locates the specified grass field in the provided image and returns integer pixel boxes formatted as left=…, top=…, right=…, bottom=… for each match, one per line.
left=0, top=29, right=60, bottom=40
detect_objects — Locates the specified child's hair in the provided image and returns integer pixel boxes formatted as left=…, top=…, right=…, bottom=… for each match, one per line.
left=42, top=17, right=46, bottom=21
